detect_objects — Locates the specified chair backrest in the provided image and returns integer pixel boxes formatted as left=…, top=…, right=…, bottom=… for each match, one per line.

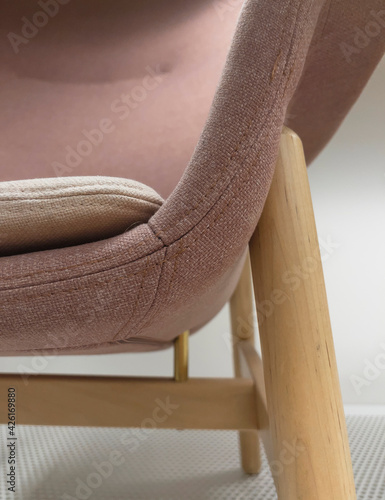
left=0, top=0, right=384, bottom=355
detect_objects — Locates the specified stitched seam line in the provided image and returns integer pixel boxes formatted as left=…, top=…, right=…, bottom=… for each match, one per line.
left=0, top=114, right=278, bottom=306
left=0, top=4, right=294, bottom=284
left=0, top=237, right=150, bottom=286
left=152, top=0, right=306, bottom=242
left=0, top=0, right=308, bottom=305
left=2, top=337, right=172, bottom=355
left=1, top=178, right=154, bottom=193
left=0, top=1, right=312, bottom=356
left=123, top=244, right=170, bottom=338
left=155, top=0, right=303, bottom=251
left=0, top=200, right=161, bottom=213
left=111, top=254, right=151, bottom=341
left=0, top=248, right=185, bottom=306
left=0, top=193, right=162, bottom=205
left=152, top=0, right=308, bottom=328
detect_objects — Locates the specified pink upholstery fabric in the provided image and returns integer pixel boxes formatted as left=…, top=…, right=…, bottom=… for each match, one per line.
left=0, top=176, right=163, bottom=256
left=0, top=0, right=384, bottom=355
left=0, top=0, right=241, bottom=199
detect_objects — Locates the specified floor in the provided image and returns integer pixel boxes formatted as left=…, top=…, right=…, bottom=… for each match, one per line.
left=1, top=409, right=384, bottom=500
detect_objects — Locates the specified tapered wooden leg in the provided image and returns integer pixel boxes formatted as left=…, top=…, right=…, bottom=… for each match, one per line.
left=230, top=253, right=262, bottom=474
left=248, top=127, right=356, bottom=499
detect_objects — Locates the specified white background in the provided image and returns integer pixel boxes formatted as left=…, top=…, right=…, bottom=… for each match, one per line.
left=1, top=58, right=384, bottom=406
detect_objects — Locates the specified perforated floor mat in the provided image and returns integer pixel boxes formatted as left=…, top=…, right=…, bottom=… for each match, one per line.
left=1, top=414, right=384, bottom=499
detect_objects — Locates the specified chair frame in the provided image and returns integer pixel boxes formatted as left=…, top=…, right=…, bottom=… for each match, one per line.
left=0, top=128, right=356, bottom=499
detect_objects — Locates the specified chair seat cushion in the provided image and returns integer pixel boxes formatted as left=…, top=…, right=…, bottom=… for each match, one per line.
left=0, top=176, right=163, bottom=256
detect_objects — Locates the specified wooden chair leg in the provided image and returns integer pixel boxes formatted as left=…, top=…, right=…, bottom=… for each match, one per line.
left=248, top=127, right=356, bottom=499
left=230, top=253, right=262, bottom=474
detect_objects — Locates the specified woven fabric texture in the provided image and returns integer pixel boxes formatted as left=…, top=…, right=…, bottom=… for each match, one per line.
left=0, top=0, right=384, bottom=355
left=0, top=176, right=163, bottom=256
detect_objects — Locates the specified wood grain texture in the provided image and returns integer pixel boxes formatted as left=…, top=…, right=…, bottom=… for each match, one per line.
left=0, top=375, right=258, bottom=431
left=249, top=127, right=356, bottom=499
left=230, top=253, right=262, bottom=474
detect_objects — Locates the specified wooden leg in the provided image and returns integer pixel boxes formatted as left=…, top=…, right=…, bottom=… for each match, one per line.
left=248, top=127, right=356, bottom=499
left=230, top=253, right=262, bottom=474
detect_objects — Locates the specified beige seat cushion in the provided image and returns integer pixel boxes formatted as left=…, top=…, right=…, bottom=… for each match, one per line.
left=0, top=176, right=163, bottom=256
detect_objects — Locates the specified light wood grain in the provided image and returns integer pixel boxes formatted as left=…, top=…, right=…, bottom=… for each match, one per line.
left=0, top=126, right=356, bottom=499
left=0, top=375, right=258, bottom=431
left=230, top=253, right=262, bottom=474
left=249, top=127, right=356, bottom=499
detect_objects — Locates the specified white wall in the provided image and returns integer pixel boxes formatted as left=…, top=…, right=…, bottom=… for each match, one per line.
left=1, top=59, right=384, bottom=406
left=308, top=56, right=385, bottom=405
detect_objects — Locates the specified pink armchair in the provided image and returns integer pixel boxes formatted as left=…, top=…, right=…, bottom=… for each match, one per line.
left=1, top=1, right=384, bottom=497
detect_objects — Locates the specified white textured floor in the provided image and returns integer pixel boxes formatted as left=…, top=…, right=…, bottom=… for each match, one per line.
left=1, top=409, right=384, bottom=500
